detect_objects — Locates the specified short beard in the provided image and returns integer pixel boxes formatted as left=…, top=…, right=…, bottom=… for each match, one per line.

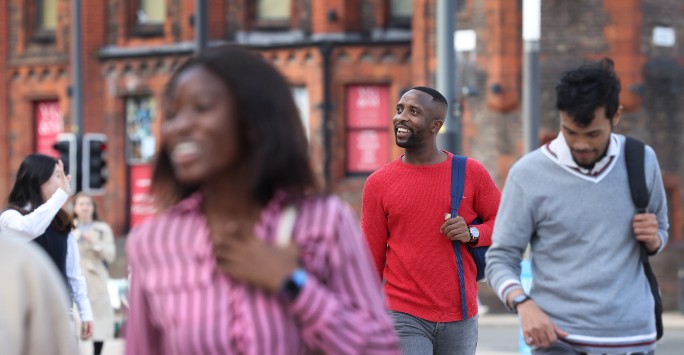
left=396, top=134, right=422, bottom=148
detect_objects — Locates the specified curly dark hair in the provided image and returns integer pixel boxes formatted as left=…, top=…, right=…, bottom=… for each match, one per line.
left=555, top=58, right=621, bottom=127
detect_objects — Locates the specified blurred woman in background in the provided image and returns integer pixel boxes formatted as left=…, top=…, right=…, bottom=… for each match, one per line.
left=73, top=192, right=116, bottom=355
left=0, top=154, right=93, bottom=339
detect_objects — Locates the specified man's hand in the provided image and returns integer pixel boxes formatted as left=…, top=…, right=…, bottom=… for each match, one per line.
left=632, top=213, right=661, bottom=253
left=507, top=290, right=567, bottom=348
left=81, top=321, right=93, bottom=339
left=440, top=213, right=471, bottom=243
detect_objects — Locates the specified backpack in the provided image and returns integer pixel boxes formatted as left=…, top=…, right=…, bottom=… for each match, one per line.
left=624, top=136, right=664, bottom=341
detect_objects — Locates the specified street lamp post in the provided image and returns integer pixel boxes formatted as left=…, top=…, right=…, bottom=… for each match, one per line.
left=522, top=0, right=541, bottom=153
left=71, top=0, right=83, bottom=133
left=436, top=0, right=460, bottom=155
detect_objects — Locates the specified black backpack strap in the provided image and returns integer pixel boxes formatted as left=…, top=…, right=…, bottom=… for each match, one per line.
left=623, top=136, right=664, bottom=341
left=624, top=136, right=648, bottom=212
left=624, top=137, right=651, bottom=263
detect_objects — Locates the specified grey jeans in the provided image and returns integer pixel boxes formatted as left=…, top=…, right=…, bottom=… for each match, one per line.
left=388, top=311, right=478, bottom=355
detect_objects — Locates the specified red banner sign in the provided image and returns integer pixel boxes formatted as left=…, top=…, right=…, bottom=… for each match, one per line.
left=346, top=85, right=390, bottom=173
left=347, top=85, right=390, bottom=128
left=347, top=130, right=389, bottom=173
left=35, top=101, right=63, bottom=157
left=129, top=164, right=156, bottom=228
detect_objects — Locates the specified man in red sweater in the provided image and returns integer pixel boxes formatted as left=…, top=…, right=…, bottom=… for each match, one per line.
left=361, top=86, right=501, bottom=355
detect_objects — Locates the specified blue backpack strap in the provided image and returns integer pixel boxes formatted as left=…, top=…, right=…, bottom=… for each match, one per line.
left=450, top=155, right=469, bottom=319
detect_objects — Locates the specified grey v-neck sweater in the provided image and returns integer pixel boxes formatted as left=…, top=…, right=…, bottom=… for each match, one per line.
left=486, top=134, right=669, bottom=354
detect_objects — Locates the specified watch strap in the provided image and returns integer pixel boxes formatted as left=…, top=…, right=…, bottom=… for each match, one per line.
left=511, top=294, right=532, bottom=313
left=278, top=268, right=308, bottom=302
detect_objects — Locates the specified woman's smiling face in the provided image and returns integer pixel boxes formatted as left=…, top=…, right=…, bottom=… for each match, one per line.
left=162, top=65, right=242, bottom=185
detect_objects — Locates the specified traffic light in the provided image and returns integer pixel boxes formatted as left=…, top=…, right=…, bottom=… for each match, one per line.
left=52, top=133, right=78, bottom=193
left=82, top=133, right=108, bottom=194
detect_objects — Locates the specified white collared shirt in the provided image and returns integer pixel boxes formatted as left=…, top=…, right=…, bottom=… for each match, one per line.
left=543, top=132, right=620, bottom=183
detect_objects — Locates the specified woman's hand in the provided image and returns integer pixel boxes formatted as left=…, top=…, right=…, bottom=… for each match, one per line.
left=213, top=221, right=300, bottom=293
left=81, top=321, right=93, bottom=340
left=58, top=159, right=72, bottom=194
left=82, top=230, right=97, bottom=243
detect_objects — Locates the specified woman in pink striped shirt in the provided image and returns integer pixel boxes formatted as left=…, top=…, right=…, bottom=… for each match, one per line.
left=124, top=44, right=400, bottom=355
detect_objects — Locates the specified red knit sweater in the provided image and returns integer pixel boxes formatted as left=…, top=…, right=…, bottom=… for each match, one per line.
left=361, top=151, right=501, bottom=322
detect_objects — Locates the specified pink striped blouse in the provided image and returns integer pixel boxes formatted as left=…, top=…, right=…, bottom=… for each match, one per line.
left=124, top=192, right=400, bottom=355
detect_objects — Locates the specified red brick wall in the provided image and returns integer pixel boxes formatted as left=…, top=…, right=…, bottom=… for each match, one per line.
left=604, top=0, right=644, bottom=112
left=208, top=0, right=227, bottom=39
left=483, top=0, right=521, bottom=113
left=81, top=1, right=106, bottom=134
left=411, top=0, right=432, bottom=86
left=312, top=0, right=361, bottom=34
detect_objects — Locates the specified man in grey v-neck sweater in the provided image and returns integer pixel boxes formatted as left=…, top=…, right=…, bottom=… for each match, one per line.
left=486, top=58, right=669, bottom=355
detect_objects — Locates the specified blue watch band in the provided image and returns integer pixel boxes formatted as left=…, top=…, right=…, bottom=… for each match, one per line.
left=278, top=268, right=308, bottom=302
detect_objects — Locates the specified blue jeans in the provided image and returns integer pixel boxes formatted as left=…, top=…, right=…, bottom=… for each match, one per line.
left=389, top=311, right=478, bottom=355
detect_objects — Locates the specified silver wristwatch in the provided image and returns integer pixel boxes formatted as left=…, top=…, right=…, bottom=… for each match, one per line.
left=468, top=226, right=480, bottom=244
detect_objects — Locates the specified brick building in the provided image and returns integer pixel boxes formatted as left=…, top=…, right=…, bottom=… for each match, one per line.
left=1, top=0, right=683, bottom=308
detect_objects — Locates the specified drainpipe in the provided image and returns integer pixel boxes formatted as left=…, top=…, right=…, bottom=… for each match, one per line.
left=194, top=0, right=208, bottom=52
left=319, top=42, right=333, bottom=191
left=71, top=0, right=83, bottom=134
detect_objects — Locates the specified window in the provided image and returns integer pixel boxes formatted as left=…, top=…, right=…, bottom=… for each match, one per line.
left=30, top=0, right=57, bottom=42
left=388, top=0, right=412, bottom=28
left=132, top=0, right=165, bottom=37
left=390, top=0, right=412, bottom=19
left=257, top=0, right=291, bottom=21
left=254, top=0, right=291, bottom=29
left=37, top=0, right=57, bottom=30
left=137, top=0, right=166, bottom=25
left=125, top=97, right=157, bottom=164
left=346, top=85, right=391, bottom=174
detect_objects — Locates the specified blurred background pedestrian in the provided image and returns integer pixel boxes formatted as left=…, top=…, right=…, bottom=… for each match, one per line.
left=73, top=192, right=116, bottom=355
left=0, top=154, right=94, bottom=340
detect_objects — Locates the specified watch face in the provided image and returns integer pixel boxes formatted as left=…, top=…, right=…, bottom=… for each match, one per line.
left=512, top=294, right=530, bottom=312
left=469, top=227, right=480, bottom=238
left=513, top=295, right=527, bottom=304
